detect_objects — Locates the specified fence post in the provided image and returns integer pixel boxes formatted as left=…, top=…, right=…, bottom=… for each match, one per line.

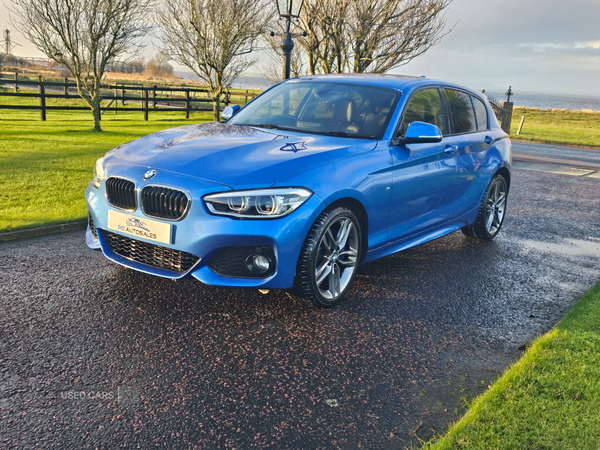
left=153, top=85, right=157, bottom=109
left=64, top=77, right=68, bottom=96
left=121, top=84, right=125, bottom=106
left=144, top=88, right=148, bottom=121
left=517, top=116, right=526, bottom=135
left=185, top=90, right=190, bottom=119
left=501, top=102, right=513, bottom=134
left=13, top=72, right=18, bottom=93
left=245, top=90, right=249, bottom=104
left=38, top=75, right=46, bottom=121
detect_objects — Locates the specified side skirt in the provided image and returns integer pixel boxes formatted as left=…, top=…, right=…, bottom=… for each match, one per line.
left=363, top=207, right=479, bottom=264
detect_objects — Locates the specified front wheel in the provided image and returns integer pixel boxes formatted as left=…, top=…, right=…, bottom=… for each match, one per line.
left=462, top=173, right=508, bottom=240
left=291, top=207, right=362, bottom=308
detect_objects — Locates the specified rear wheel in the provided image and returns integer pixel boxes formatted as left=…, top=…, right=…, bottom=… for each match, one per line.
left=291, top=207, right=362, bottom=308
left=461, top=173, right=508, bottom=240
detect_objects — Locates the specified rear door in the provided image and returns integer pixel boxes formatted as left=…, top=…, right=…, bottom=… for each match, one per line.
left=387, top=87, right=460, bottom=241
left=444, top=89, right=495, bottom=216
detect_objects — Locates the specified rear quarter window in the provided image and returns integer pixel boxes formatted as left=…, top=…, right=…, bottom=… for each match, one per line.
left=472, top=96, right=489, bottom=131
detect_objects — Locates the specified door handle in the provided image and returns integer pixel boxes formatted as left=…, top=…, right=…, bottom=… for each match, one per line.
left=443, top=145, right=458, bottom=154
left=485, top=136, right=492, bottom=145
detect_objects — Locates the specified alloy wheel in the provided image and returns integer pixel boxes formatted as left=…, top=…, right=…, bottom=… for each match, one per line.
left=485, top=179, right=507, bottom=235
left=314, top=217, right=359, bottom=300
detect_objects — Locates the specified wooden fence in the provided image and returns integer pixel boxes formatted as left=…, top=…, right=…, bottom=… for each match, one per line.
left=0, top=73, right=260, bottom=121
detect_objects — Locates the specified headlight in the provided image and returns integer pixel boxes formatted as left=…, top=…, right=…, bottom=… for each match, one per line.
left=91, top=157, right=106, bottom=189
left=204, top=188, right=312, bottom=219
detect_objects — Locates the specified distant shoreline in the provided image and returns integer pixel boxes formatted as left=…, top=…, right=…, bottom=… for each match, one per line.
left=486, top=91, right=600, bottom=113
left=513, top=106, right=600, bottom=114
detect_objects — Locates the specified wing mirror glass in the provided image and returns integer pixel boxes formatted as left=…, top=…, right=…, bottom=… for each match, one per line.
left=221, top=104, right=241, bottom=121
left=392, top=121, right=443, bottom=146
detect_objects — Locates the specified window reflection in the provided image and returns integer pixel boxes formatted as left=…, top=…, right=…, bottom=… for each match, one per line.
left=445, top=89, right=476, bottom=134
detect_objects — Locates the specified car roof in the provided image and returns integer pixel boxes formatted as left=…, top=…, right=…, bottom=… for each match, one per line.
left=291, top=73, right=482, bottom=98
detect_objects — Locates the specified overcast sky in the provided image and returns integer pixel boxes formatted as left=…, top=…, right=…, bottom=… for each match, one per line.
left=397, top=0, right=600, bottom=97
left=2, top=0, right=599, bottom=97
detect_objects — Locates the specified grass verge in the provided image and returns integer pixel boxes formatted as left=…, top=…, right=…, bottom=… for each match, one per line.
left=0, top=90, right=212, bottom=232
left=427, top=281, right=600, bottom=449
left=510, top=107, right=600, bottom=149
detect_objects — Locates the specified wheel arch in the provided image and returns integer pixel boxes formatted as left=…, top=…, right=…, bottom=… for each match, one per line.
left=322, top=197, right=369, bottom=262
left=495, top=166, right=511, bottom=192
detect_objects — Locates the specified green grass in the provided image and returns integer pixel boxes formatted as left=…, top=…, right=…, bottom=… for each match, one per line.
left=0, top=90, right=212, bottom=232
left=428, top=282, right=600, bottom=449
left=510, top=107, right=600, bottom=149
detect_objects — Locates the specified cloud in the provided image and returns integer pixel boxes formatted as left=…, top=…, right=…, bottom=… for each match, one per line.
left=575, top=41, right=600, bottom=49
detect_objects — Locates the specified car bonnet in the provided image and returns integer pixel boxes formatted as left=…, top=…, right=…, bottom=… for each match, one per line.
left=105, top=122, right=378, bottom=190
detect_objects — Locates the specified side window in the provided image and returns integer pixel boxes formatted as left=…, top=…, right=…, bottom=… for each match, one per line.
left=472, top=96, right=488, bottom=131
left=399, top=88, right=445, bottom=136
left=445, top=89, right=476, bottom=134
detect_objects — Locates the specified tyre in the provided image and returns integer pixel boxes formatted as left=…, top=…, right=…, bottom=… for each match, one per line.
left=461, top=173, right=508, bottom=240
left=291, top=207, right=362, bottom=308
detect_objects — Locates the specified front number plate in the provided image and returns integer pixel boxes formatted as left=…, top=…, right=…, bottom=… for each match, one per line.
left=107, top=210, right=172, bottom=245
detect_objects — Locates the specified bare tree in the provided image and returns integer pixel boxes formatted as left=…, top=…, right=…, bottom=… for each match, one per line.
left=106, top=57, right=146, bottom=74
left=145, top=51, right=174, bottom=78
left=297, top=0, right=452, bottom=74
left=307, top=0, right=350, bottom=74
left=157, top=0, right=271, bottom=122
left=10, top=0, right=154, bottom=131
left=349, top=0, right=453, bottom=73
left=127, top=57, right=147, bottom=74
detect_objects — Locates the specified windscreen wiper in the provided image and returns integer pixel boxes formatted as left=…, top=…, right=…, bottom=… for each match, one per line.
left=321, top=131, right=374, bottom=139
left=239, top=124, right=313, bottom=135
left=237, top=123, right=279, bottom=129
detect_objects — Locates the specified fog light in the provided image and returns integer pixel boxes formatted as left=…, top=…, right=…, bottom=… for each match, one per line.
left=252, top=255, right=271, bottom=273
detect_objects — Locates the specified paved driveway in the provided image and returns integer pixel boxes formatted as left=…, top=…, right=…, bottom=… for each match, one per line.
left=1, top=168, right=600, bottom=449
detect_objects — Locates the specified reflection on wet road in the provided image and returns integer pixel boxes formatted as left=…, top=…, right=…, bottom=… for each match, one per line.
left=1, top=168, right=599, bottom=448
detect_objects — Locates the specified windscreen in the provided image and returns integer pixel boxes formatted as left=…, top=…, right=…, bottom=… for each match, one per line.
left=229, top=81, right=400, bottom=140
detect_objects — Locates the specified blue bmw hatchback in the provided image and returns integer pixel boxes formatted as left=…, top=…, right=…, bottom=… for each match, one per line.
left=85, top=74, right=511, bottom=307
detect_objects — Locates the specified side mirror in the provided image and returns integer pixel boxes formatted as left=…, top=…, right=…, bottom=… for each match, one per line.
left=392, top=121, right=443, bottom=146
left=221, top=104, right=241, bottom=121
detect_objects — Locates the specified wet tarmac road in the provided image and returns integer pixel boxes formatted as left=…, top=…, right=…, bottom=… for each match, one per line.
left=513, top=141, right=600, bottom=165
left=2, top=168, right=600, bottom=449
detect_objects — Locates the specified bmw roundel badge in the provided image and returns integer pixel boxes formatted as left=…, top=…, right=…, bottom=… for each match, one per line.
left=143, top=170, right=156, bottom=180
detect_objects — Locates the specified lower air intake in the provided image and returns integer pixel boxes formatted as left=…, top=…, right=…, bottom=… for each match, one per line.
left=88, top=212, right=98, bottom=240
left=106, top=231, right=199, bottom=273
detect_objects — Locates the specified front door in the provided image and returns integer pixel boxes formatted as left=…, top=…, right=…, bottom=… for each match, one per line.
left=387, top=88, right=459, bottom=241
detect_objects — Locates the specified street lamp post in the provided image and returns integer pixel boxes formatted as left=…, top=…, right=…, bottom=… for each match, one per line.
left=276, top=0, right=305, bottom=80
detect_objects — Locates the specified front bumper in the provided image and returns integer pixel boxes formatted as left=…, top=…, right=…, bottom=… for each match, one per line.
left=85, top=165, right=323, bottom=289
